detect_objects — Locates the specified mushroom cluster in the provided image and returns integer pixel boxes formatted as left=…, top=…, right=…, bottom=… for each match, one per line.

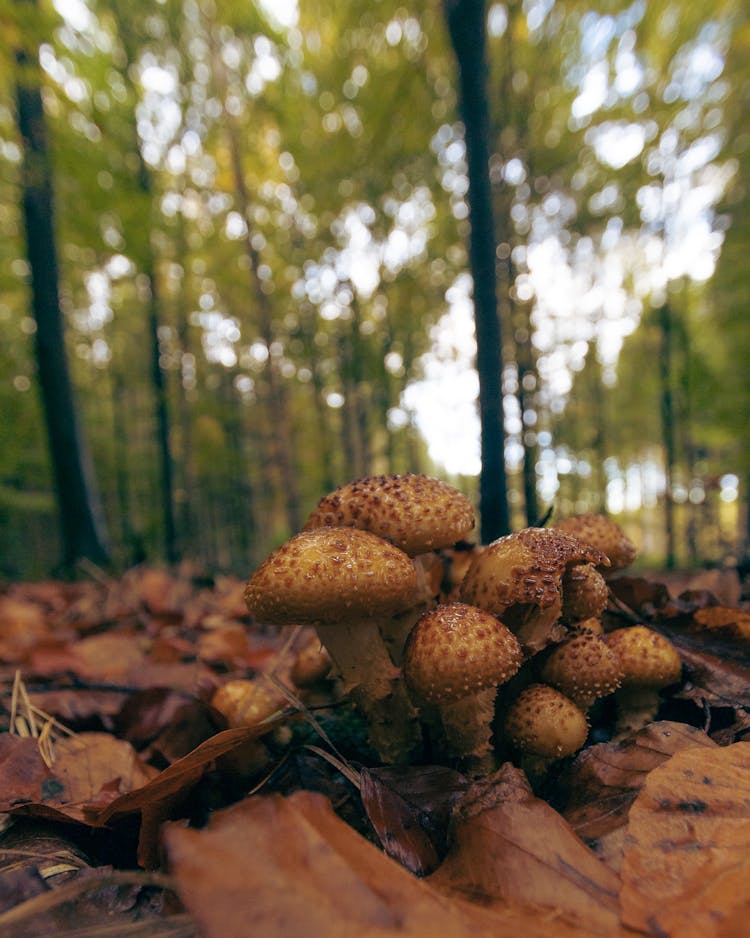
left=245, top=486, right=682, bottom=774
left=244, top=473, right=476, bottom=763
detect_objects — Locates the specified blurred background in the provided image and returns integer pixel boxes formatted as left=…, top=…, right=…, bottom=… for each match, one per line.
left=0, top=0, right=747, bottom=580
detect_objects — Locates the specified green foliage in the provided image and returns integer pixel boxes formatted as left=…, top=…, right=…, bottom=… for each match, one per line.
left=0, top=0, right=748, bottom=575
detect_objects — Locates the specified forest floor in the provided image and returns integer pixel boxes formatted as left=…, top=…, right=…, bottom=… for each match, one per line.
left=0, top=558, right=748, bottom=937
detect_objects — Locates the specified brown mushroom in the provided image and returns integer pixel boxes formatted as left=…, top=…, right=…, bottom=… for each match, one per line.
left=539, top=630, right=623, bottom=710
left=561, top=562, right=609, bottom=623
left=403, top=602, right=522, bottom=767
left=304, top=473, right=475, bottom=556
left=504, top=683, right=589, bottom=761
left=244, top=526, right=421, bottom=762
left=605, top=625, right=682, bottom=735
left=305, top=473, right=477, bottom=665
left=458, top=527, right=608, bottom=653
left=555, top=513, right=637, bottom=574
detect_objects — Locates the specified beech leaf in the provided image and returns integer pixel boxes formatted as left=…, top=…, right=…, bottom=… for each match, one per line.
left=165, top=789, right=606, bottom=938
left=564, top=721, right=717, bottom=843
left=428, top=763, right=622, bottom=934
left=620, top=741, right=750, bottom=937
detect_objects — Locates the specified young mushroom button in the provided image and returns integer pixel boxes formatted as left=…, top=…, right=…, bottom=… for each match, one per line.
left=403, top=602, right=522, bottom=764
left=244, top=526, right=422, bottom=763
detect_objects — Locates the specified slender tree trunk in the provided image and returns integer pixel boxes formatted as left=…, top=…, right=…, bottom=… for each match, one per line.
left=15, top=27, right=110, bottom=569
left=658, top=302, right=677, bottom=569
left=110, top=0, right=178, bottom=564
left=445, top=0, right=510, bottom=542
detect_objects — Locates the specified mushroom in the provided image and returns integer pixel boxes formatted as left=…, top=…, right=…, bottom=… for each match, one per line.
left=403, top=602, right=522, bottom=768
left=211, top=679, right=286, bottom=730
left=554, top=513, right=637, bottom=575
left=458, top=527, right=608, bottom=653
left=561, top=562, right=609, bottom=623
left=244, top=526, right=421, bottom=762
left=605, top=625, right=682, bottom=736
left=290, top=639, right=332, bottom=688
left=503, top=683, right=589, bottom=773
left=304, top=473, right=476, bottom=664
left=539, top=630, right=622, bottom=710
left=304, top=473, right=475, bottom=556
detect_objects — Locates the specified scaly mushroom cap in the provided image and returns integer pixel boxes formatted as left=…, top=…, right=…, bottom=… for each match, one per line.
left=403, top=602, right=522, bottom=705
left=561, top=562, right=609, bottom=622
left=244, top=527, right=418, bottom=625
left=555, top=513, right=637, bottom=571
left=504, top=683, right=589, bottom=758
left=458, top=528, right=607, bottom=649
left=303, top=473, right=475, bottom=557
left=606, top=625, right=682, bottom=688
left=540, top=631, right=623, bottom=708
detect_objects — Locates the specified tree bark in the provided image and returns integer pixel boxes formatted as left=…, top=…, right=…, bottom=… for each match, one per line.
left=658, top=302, right=677, bottom=569
left=445, top=0, right=510, bottom=542
left=15, top=29, right=110, bottom=569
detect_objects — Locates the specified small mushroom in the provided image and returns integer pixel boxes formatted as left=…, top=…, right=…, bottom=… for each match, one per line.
left=305, top=473, right=477, bottom=665
left=561, top=562, right=609, bottom=623
left=539, top=630, right=623, bottom=710
left=605, top=625, right=682, bottom=735
left=290, top=640, right=332, bottom=688
left=459, top=527, right=608, bottom=653
left=403, top=602, right=522, bottom=767
left=555, top=513, right=637, bottom=574
left=244, top=526, right=421, bottom=762
left=211, top=679, right=286, bottom=730
left=503, top=683, right=589, bottom=763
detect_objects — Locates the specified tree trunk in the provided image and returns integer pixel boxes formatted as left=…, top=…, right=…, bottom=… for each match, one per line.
left=224, top=117, right=303, bottom=536
left=445, top=0, right=510, bottom=542
left=658, top=302, right=677, bottom=569
left=15, top=28, right=110, bottom=569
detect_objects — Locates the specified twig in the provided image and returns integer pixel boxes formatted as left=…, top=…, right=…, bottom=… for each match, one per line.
left=0, top=870, right=177, bottom=934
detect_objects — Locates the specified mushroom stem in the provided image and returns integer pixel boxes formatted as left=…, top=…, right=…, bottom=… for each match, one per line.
left=314, top=620, right=421, bottom=763
left=437, top=687, right=498, bottom=764
left=612, top=686, right=661, bottom=738
left=378, top=556, right=439, bottom=666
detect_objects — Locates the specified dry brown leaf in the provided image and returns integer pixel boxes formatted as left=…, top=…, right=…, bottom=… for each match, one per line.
left=620, top=741, right=750, bottom=937
left=428, top=763, right=622, bottom=934
left=360, top=765, right=469, bottom=875
left=692, top=605, right=750, bottom=640
left=564, top=722, right=717, bottom=844
left=165, top=788, right=608, bottom=938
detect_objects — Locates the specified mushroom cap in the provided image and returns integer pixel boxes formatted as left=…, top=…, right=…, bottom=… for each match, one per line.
left=561, top=562, right=609, bottom=622
left=244, top=527, right=418, bottom=625
left=303, top=473, right=475, bottom=556
left=606, top=625, right=682, bottom=689
left=211, top=680, right=284, bottom=730
left=504, top=683, right=589, bottom=758
left=458, top=528, right=607, bottom=649
left=554, top=514, right=637, bottom=571
left=403, top=602, right=522, bottom=705
left=540, top=631, right=623, bottom=708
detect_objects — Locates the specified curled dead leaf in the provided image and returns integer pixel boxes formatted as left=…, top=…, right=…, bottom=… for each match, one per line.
left=428, top=763, right=622, bottom=934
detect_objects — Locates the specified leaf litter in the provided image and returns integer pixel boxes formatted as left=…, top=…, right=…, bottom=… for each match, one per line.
left=0, top=562, right=748, bottom=935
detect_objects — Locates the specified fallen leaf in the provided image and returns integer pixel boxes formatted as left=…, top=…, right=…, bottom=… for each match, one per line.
left=360, top=765, right=469, bottom=875
left=428, top=763, right=622, bottom=934
left=165, top=789, right=604, bottom=938
left=564, top=721, right=717, bottom=838
left=620, top=741, right=750, bottom=937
